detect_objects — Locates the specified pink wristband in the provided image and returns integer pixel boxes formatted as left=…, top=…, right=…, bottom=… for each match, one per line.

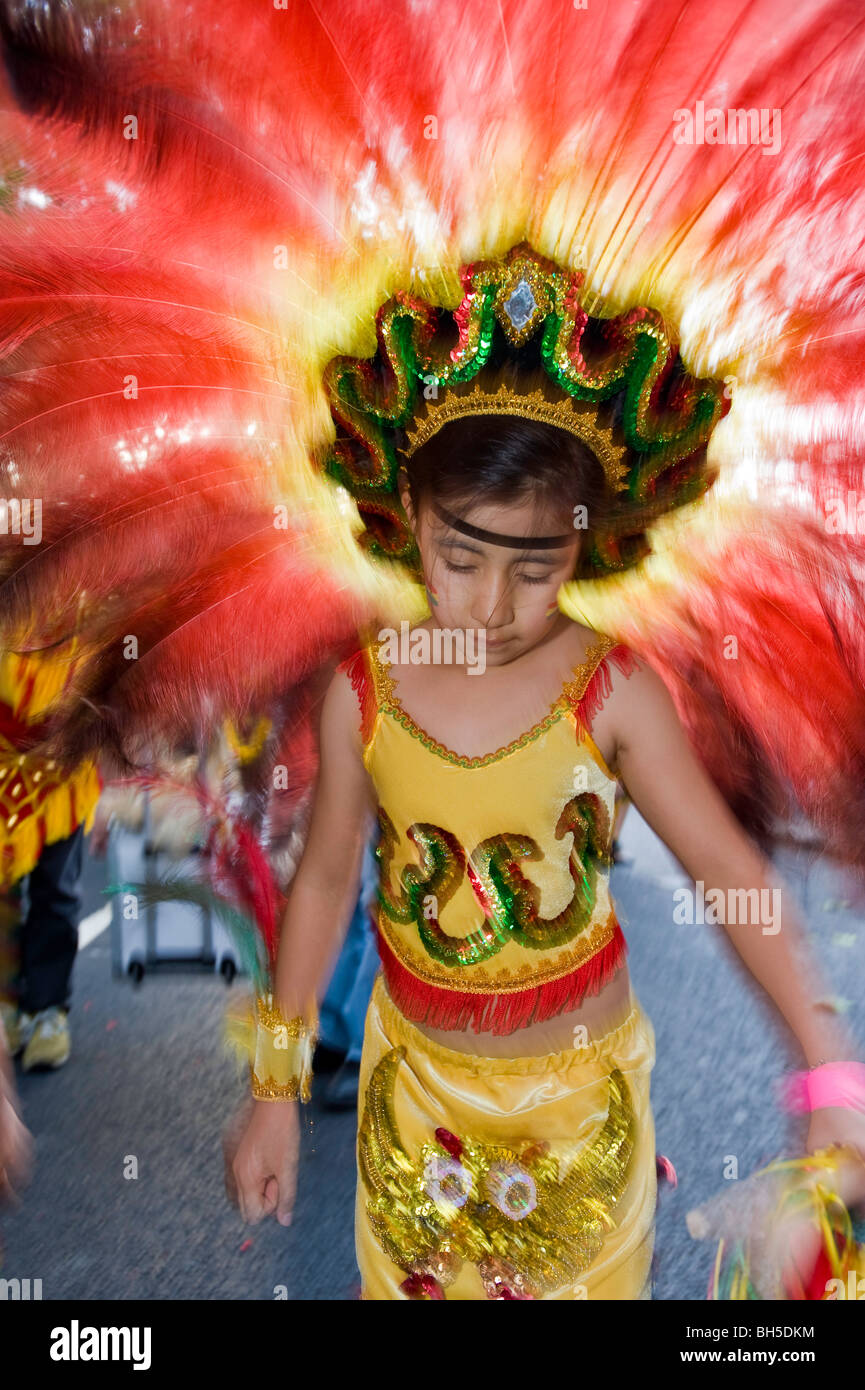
left=779, top=1060, right=865, bottom=1115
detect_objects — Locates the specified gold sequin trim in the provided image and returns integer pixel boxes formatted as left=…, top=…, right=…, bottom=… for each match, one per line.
left=377, top=906, right=618, bottom=992
left=255, top=994, right=312, bottom=1037
left=402, top=381, right=630, bottom=493
left=251, top=1071, right=311, bottom=1102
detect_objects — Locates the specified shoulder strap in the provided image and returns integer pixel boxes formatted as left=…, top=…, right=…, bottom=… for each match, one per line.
left=563, top=636, right=639, bottom=730
left=363, top=635, right=397, bottom=711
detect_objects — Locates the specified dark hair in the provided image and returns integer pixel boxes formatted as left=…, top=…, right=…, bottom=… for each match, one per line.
left=397, top=369, right=613, bottom=577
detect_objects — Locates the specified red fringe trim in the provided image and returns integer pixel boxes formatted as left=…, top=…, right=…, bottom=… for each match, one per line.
left=376, top=920, right=628, bottom=1036
left=572, top=644, right=639, bottom=733
left=337, top=648, right=377, bottom=747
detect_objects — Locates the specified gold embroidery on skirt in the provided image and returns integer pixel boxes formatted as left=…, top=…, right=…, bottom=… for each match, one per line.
left=357, top=1044, right=636, bottom=1299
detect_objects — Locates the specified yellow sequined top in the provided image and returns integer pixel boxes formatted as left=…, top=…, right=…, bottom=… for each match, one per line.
left=339, top=631, right=636, bottom=1035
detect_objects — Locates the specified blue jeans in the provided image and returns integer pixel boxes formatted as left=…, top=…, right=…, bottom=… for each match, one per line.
left=318, top=833, right=380, bottom=1064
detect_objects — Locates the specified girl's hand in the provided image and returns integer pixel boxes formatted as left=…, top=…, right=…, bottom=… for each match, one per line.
left=805, top=1106, right=865, bottom=1210
left=0, top=1091, right=33, bottom=1205
left=223, top=1096, right=300, bottom=1226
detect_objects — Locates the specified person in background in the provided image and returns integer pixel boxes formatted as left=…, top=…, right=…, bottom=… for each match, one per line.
left=0, top=644, right=101, bottom=1071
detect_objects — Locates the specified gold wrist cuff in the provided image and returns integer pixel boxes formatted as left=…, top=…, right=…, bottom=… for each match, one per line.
left=224, top=991, right=318, bottom=1103
left=251, top=993, right=317, bottom=1103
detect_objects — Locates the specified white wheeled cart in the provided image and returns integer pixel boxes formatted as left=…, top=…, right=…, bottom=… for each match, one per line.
left=107, top=793, right=243, bottom=984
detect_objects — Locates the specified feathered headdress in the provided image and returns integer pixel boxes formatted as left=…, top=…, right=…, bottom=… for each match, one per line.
left=322, top=240, right=729, bottom=577
left=1, top=0, right=865, bottom=903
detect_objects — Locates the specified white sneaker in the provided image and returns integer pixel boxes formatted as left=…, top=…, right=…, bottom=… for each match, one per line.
left=21, top=1006, right=70, bottom=1071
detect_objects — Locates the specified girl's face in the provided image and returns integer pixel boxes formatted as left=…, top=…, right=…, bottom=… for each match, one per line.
left=399, top=482, right=582, bottom=663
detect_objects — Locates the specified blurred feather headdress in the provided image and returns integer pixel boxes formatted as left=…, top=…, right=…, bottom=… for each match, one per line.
left=0, top=0, right=864, bottom=874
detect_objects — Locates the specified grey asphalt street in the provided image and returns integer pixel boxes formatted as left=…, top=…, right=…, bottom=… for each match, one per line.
left=2, top=810, right=863, bottom=1300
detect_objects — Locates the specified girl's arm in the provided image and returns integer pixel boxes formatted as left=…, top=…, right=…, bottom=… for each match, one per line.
left=611, top=655, right=859, bottom=1072
left=270, top=665, right=376, bottom=1022
left=228, top=664, right=375, bottom=1224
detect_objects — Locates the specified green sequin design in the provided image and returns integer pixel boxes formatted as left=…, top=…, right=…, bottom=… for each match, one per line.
left=375, top=807, right=465, bottom=930
left=376, top=793, right=611, bottom=967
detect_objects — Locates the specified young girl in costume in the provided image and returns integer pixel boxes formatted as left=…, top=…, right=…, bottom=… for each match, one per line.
left=1, top=0, right=865, bottom=1305
left=228, top=360, right=865, bottom=1301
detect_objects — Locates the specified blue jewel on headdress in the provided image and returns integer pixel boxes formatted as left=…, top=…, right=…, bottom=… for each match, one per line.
left=503, top=277, right=536, bottom=330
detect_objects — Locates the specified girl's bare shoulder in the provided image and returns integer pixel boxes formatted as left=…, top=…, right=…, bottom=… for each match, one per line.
left=596, top=639, right=679, bottom=747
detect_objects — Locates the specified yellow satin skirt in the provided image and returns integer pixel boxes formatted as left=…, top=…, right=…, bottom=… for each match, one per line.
left=355, top=973, right=657, bottom=1300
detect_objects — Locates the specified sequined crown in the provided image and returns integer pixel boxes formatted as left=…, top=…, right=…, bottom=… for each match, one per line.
left=321, top=242, right=729, bottom=577
left=402, top=375, right=630, bottom=496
